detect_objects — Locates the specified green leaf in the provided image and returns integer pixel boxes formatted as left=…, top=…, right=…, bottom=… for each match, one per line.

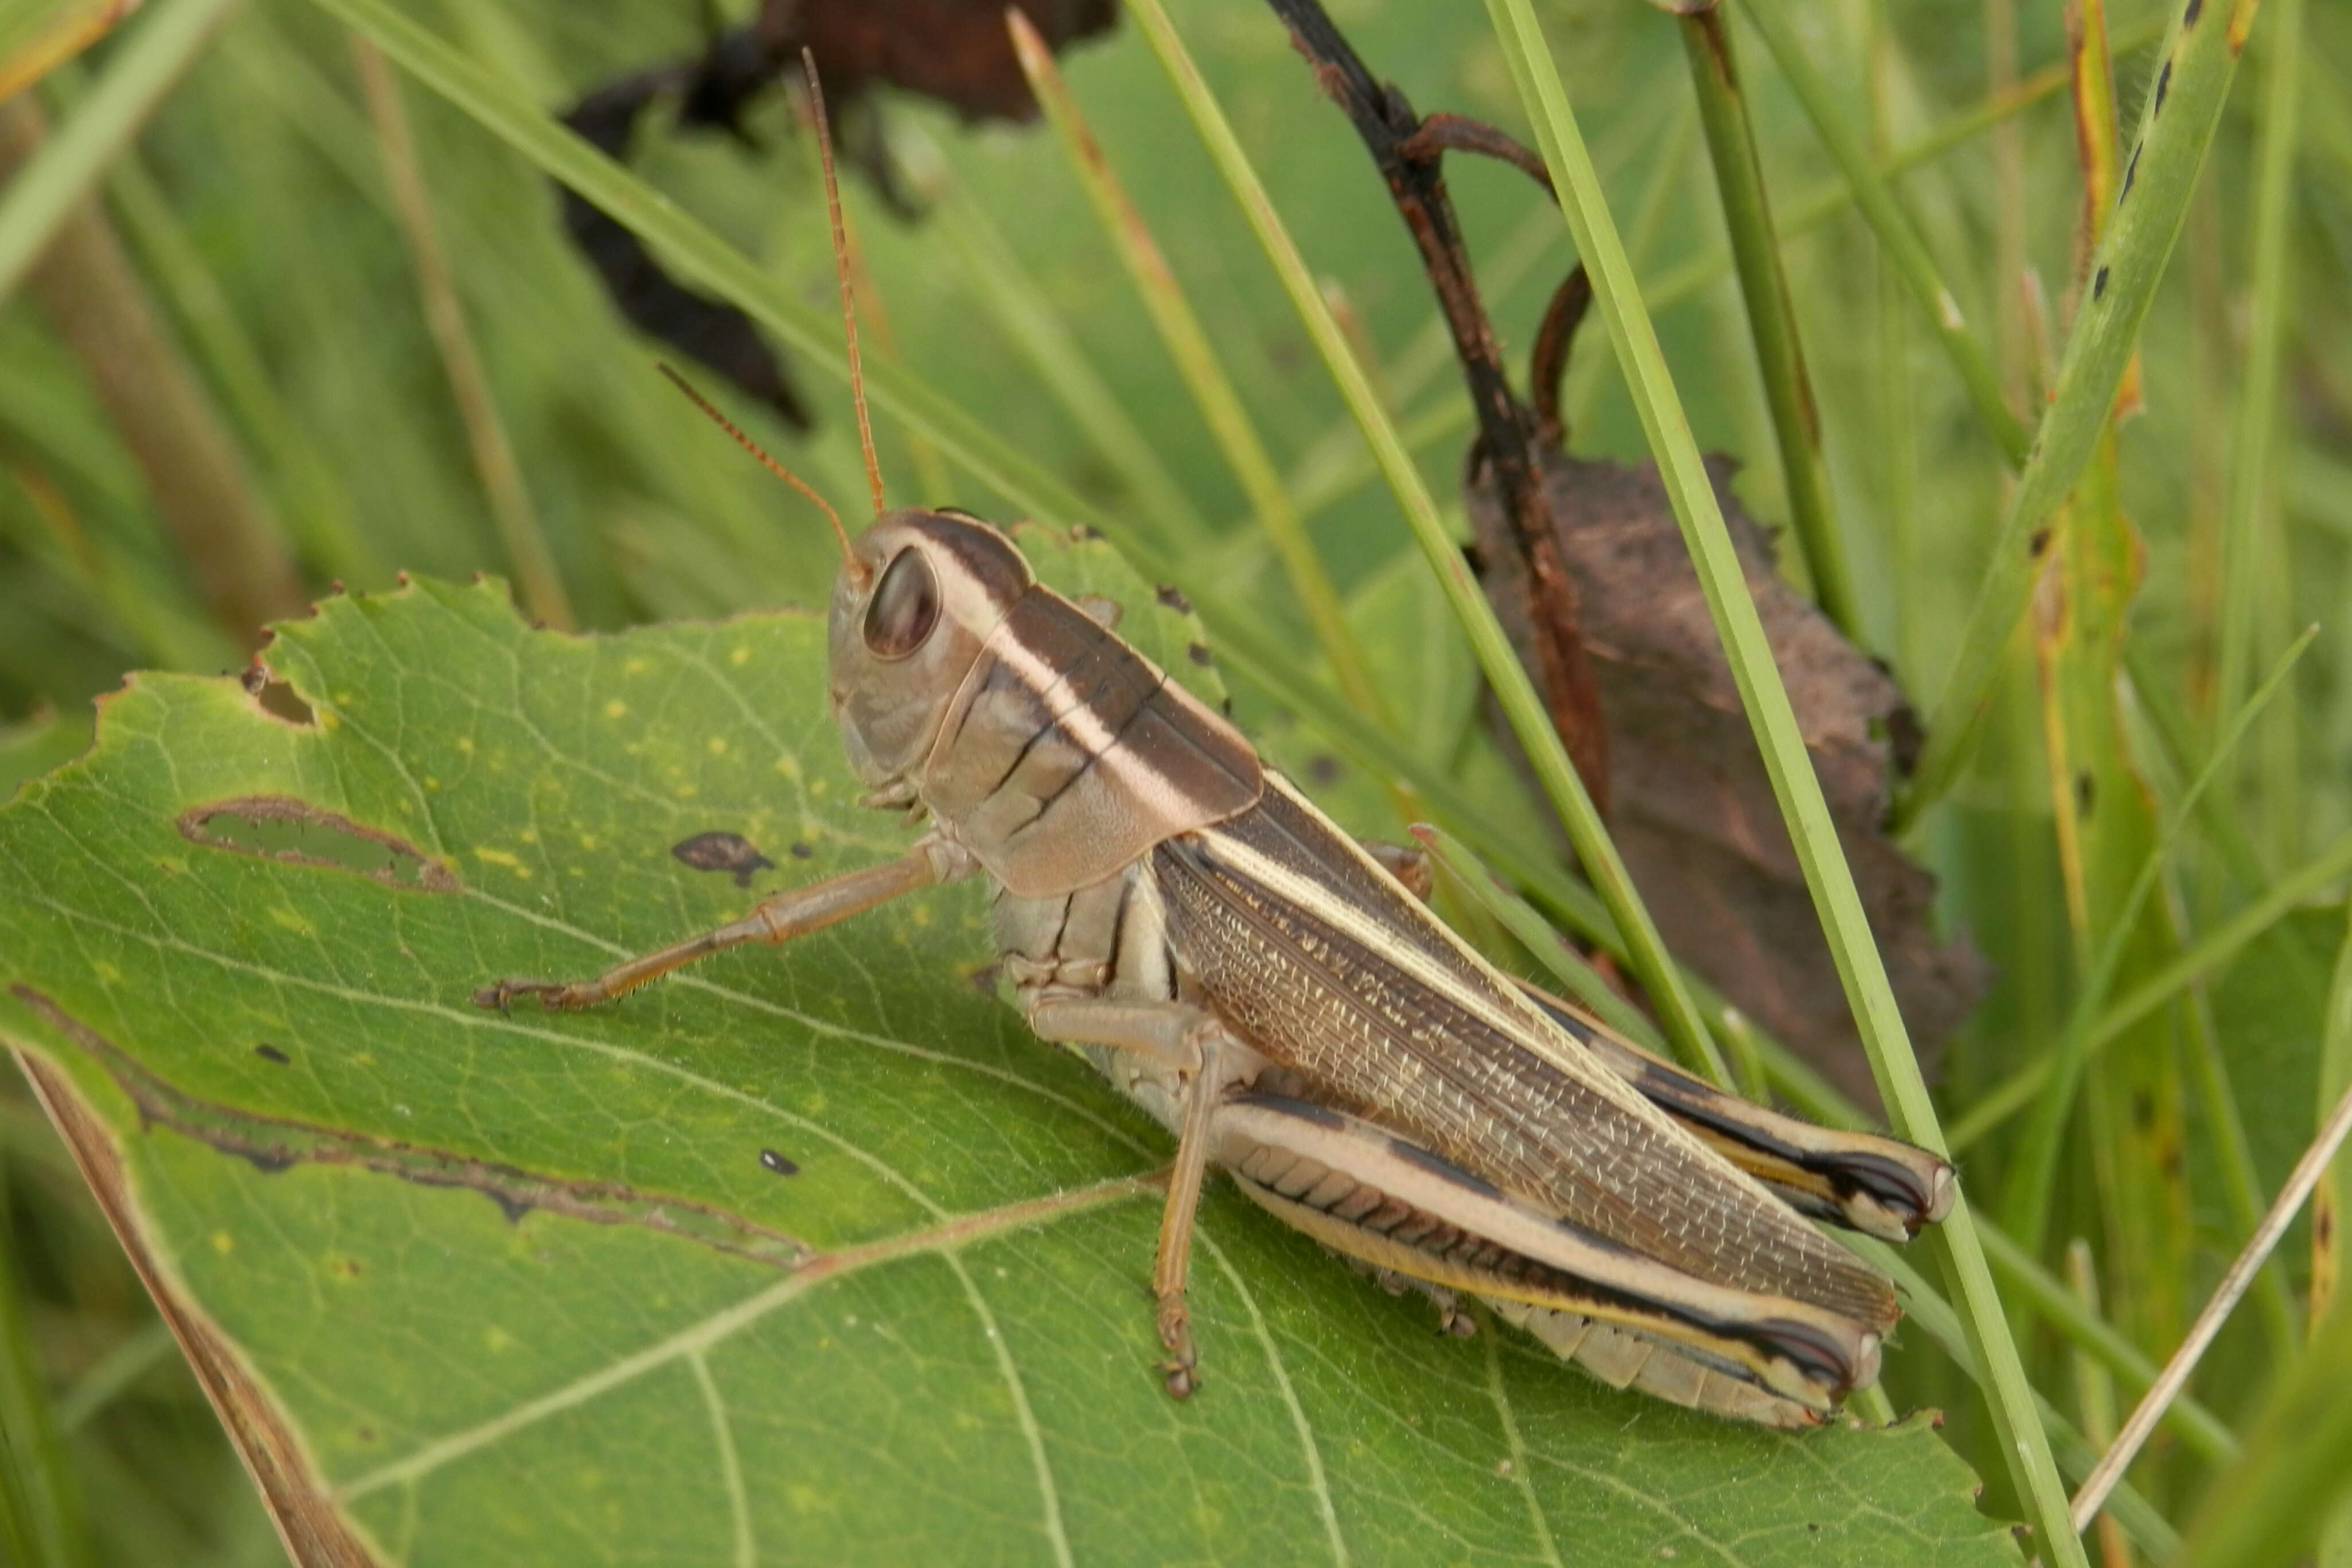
left=0, top=537, right=2019, bottom=1564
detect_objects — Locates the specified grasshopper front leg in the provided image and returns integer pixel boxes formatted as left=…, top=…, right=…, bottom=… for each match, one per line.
left=1025, top=996, right=1245, bottom=1397
left=475, top=836, right=974, bottom=1010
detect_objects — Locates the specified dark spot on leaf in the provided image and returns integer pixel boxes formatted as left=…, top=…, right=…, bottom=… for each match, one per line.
left=1067, top=522, right=1099, bottom=542
left=759, top=1148, right=799, bottom=1177
left=790, top=841, right=814, bottom=860
left=253, top=1043, right=291, bottom=1066
left=2076, top=771, right=2096, bottom=817
left=1154, top=584, right=1192, bottom=613
left=1220, top=697, right=1235, bottom=717
left=330, top=1257, right=361, bottom=1278
left=2318, top=1206, right=2334, bottom=1248
left=1306, top=754, right=1343, bottom=786
left=965, top=961, right=1003, bottom=996
left=237, top=1149, right=298, bottom=1176
left=2029, top=527, right=2053, bottom=557
left=2184, top=0, right=2202, bottom=23
left=180, top=797, right=458, bottom=891
left=1186, top=642, right=1215, bottom=668
left=2122, top=147, right=2139, bottom=198
left=2133, top=1091, right=2155, bottom=1129
left=356, top=1426, right=376, bottom=1445
left=2092, top=266, right=2109, bottom=301
left=671, top=830, right=775, bottom=888
left=2155, top=61, right=2172, bottom=112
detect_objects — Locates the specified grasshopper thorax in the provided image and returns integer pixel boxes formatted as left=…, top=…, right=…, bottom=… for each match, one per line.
left=828, top=508, right=1262, bottom=899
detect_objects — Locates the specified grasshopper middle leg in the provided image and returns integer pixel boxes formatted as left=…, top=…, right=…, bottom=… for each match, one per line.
left=475, top=837, right=972, bottom=1011
left=1027, top=996, right=1246, bottom=1397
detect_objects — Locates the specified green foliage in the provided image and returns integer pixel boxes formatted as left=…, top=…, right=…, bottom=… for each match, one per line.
left=0, top=553, right=2018, bottom=1566
left=2, top=0, right=2347, bottom=1558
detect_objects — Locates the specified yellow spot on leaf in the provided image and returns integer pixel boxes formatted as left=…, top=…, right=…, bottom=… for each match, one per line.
left=484, top=1326, right=513, bottom=1352
left=210, top=1232, right=234, bottom=1255
left=424, top=777, right=441, bottom=791
left=270, top=907, right=315, bottom=937
left=577, top=834, right=599, bottom=851
left=604, top=700, right=629, bottom=719
left=624, top=658, right=648, bottom=674
left=518, top=829, right=537, bottom=844
left=456, top=737, right=475, bottom=754
left=729, top=646, right=751, bottom=666
left=474, top=848, right=531, bottom=878
left=707, top=737, right=729, bottom=756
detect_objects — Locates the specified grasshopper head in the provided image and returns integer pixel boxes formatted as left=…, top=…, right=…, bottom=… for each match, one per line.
left=829, top=508, right=1033, bottom=789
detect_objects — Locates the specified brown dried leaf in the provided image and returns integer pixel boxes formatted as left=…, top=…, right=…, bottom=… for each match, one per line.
left=1470, top=450, right=1986, bottom=1103
left=775, top=0, right=1120, bottom=123
left=558, top=1, right=1118, bottom=419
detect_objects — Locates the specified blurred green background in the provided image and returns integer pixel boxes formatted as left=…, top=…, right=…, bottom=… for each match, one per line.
left=3, top=0, right=2351, bottom=1559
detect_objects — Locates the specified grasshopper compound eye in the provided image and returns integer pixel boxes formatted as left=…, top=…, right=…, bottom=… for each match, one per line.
left=863, top=548, right=941, bottom=658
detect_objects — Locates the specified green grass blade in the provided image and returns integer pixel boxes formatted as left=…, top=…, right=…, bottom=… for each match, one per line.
left=0, top=0, right=242, bottom=302
left=926, top=177, right=1217, bottom=552
left=2002, top=627, right=2316, bottom=1254
left=1735, top=0, right=2030, bottom=467
left=2213, top=0, right=2304, bottom=791
left=0, top=1168, right=92, bottom=1568
left=1901, top=0, right=2265, bottom=826
left=2174, top=1290, right=2352, bottom=1566
left=1854, top=1236, right=2181, bottom=1563
left=1008, top=14, right=1386, bottom=723
left=1678, top=9, right=1857, bottom=635
left=1953, top=825, right=2352, bottom=1149
left=1123, top=0, right=1731, bottom=1087
left=1481, top=4, right=2080, bottom=1558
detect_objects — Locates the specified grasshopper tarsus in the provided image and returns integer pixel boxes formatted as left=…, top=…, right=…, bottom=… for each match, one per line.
left=472, top=977, right=596, bottom=1012
left=1156, top=1294, right=1201, bottom=1398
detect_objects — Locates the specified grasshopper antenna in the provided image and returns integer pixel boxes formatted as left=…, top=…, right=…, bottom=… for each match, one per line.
left=656, top=363, right=867, bottom=585
left=801, top=49, right=886, bottom=524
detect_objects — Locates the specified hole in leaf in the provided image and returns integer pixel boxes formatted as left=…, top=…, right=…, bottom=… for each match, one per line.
left=240, top=663, right=315, bottom=726
left=179, top=797, right=458, bottom=891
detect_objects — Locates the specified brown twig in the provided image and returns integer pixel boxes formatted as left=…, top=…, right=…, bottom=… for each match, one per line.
left=1262, top=0, right=1609, bottom=806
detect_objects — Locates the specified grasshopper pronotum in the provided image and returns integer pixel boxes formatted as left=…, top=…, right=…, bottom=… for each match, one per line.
left=477, top=55, right=1953, bottom=1429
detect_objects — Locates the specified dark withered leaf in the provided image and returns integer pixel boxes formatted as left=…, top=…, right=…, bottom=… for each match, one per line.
left=556, top=1, right=1117, bottom=416
left=786, top=0, right=1120, bottom=122
left=1470, top=450, right=1987, bottom=1104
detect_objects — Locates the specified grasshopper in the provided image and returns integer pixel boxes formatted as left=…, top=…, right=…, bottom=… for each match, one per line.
left=477, top=57, right=1953, bottom=1428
